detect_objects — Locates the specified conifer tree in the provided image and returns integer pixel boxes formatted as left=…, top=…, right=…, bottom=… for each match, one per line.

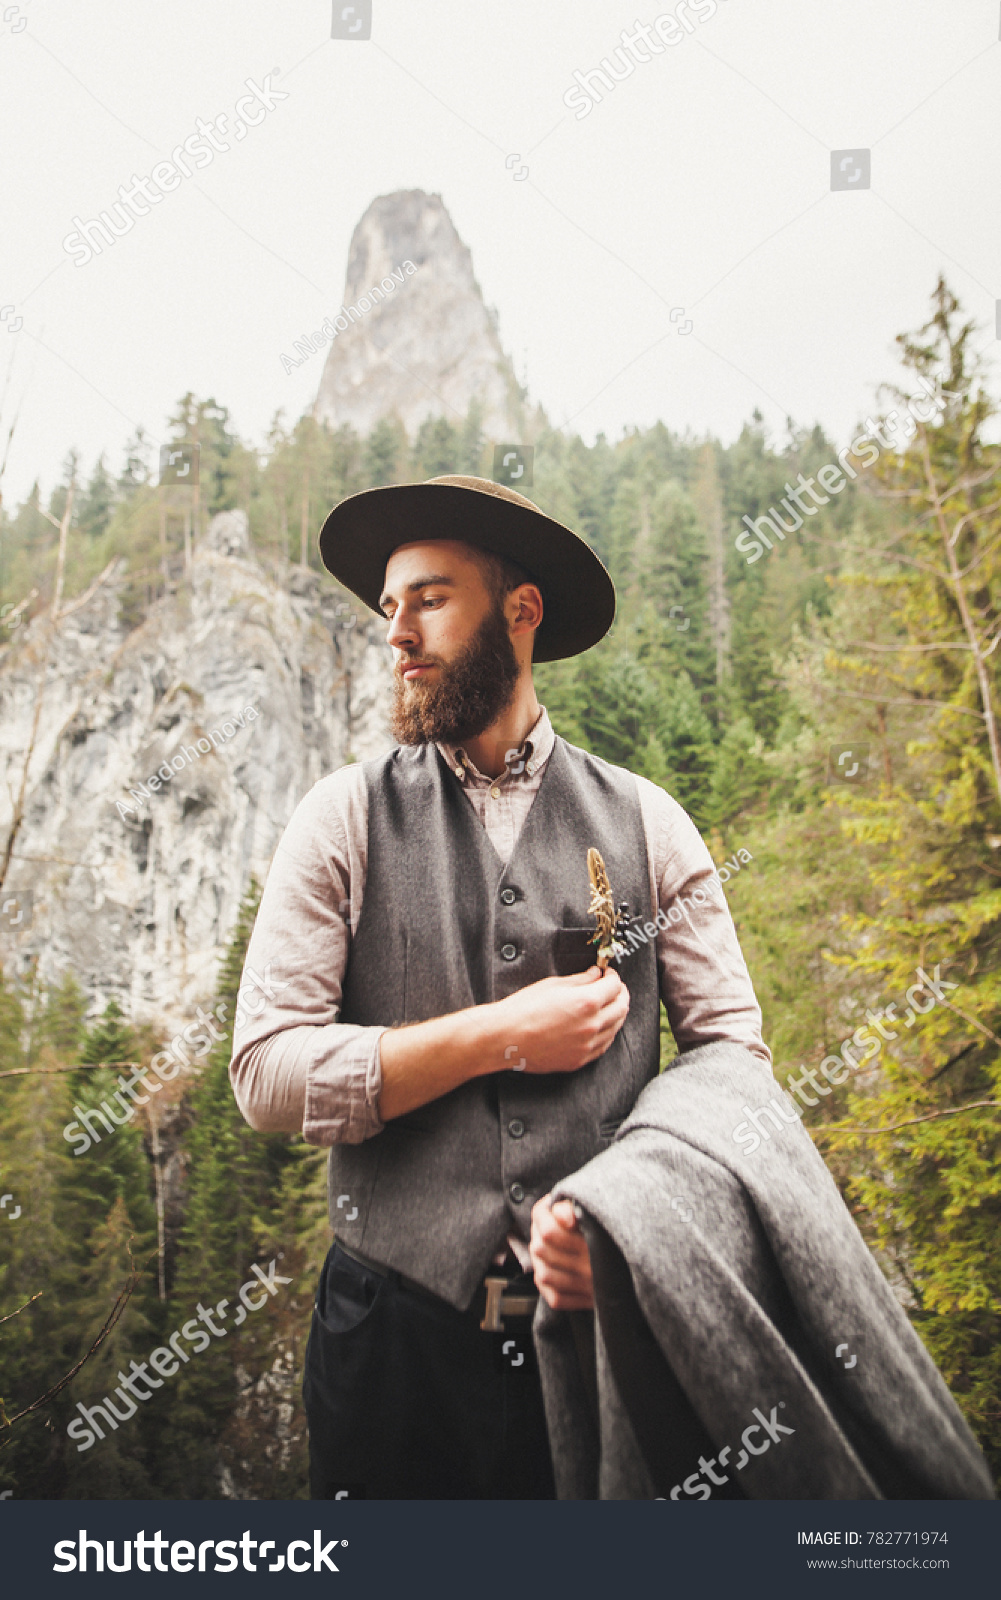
left=154, top=881, right=299, bottom=1495
left=413, top=416, right=460, bottom=479
left=458, top=400, right=485, bottom=476
left=363, top=417, right=405, bottom=486
left=61, top=1195, right=155, bottom=1499
left=779, top=282, right=1001, bottom=1474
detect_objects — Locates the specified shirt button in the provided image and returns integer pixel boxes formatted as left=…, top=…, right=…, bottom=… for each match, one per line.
left=455, top=766, right=464, bottom=779
left=490, top=785, right=501, bottom=799
left=500, top=887, right=517, bottom=906
left=508, top=1119, right=525, bottom=1138
left=509, top=1182, right=525, bottom=1204
left=500, top=942, right=517, bottom=961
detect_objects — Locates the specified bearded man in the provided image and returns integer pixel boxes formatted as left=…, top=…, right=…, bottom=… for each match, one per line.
left=230, top=474, right=770, bottom=1499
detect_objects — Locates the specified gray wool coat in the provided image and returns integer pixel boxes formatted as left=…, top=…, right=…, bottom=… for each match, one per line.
left=533, top=1041, right=995, bottom=1501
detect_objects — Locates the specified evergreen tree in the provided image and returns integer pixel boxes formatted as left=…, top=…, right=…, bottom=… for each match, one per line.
left=363, top=417, right=405, bottom=486
left=166, top=394, right=240, bottom=516
left=117, top=426, right=152, bottom=497
left=413, top=416, right=460, bottom=478
left=77, top=455, right=116, bottom=539
left=458, top=400, right=485, bottom=476
left=35, top=971, right=87, bottom=1057
left=799, top=287, right=1001, bottom=1473
left=155, top=881, right=292, bottom=1494
left=62, top=1195, right=155, bottom=1499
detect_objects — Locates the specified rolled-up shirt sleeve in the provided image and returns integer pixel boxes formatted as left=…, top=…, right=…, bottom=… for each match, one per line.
left=229, top=765, right=386, bottom=1145
left=634, top=774, right=772, bottom=1068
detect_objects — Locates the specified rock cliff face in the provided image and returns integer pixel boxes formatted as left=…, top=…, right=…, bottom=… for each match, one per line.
left=1, top=191, right=537, bottom=1028
left=313, top=189, right=524, bottom=441
left=0, top=512, right=393, bottom=1029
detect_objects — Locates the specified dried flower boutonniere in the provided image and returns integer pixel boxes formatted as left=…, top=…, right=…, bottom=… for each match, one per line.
left=587, top=847, right=627, bottom=970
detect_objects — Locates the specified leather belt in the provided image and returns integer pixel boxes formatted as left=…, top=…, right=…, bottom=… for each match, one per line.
left=333, top=1236, right=539, bottom=1332
left=332, top=1234, right=431, bottom=1298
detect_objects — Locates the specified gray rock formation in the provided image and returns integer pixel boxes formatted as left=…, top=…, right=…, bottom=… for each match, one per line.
left=0, top=512, right=393, bottom=1030
left=313, top=189, right=524, bottom=441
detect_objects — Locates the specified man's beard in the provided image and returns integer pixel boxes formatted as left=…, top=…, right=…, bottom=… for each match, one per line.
left=391, top=600, right=521, bottom=746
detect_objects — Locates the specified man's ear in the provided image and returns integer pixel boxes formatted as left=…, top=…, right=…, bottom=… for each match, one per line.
left=509, top=582, right=543, bottom=635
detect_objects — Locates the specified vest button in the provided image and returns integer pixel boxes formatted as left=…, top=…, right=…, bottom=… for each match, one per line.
left=509, top=1182, right=525, bottom=1203
left=500, top=887, right=517, bottom=906
left=508, top=1119, right=525, bottom=1138
left=500, top=942, right=517, bottom=961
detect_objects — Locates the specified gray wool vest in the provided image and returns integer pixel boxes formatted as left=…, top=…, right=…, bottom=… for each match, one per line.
left=329, top=735, right=661, bottom=1309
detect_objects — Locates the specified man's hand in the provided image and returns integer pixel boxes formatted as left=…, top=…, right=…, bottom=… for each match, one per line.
left=379, top=965, right=629, bottom=1120
left=494, top=965, right=629, bottom=1075
left=530, top=1194, right=594, bottom=1310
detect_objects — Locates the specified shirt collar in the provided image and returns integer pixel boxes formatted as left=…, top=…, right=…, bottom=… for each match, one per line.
left=438, top=706, right=555, bottom=784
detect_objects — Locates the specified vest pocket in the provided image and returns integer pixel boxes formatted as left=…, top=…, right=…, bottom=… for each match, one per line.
left=553, top=926, right=600, bottom=975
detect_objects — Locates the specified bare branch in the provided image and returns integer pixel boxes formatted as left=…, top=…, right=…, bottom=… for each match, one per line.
left=50, top=480, right=76, bottom=620
left=957, top=526, right=1001, bottom=579
left=934, top=1000, right=1001, bottom=1051
left=0, top=1249, right=153, bottom=1446
left=816, top=686, right=984, bottom=720
left=0, top=1062, right=142, bottom=1080
left=56, top=558, right=122, bottom=622
left=842, top=639, right=971, bottom=654
left=816, top=1100, right=1001, bottom=1138
left=949, top=495, right=1001, bottom=553
left=0, top=1293, right=42, bottom=1328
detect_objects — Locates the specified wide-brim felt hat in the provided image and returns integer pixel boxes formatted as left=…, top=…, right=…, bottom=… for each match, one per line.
left=317, top=474, right=616, bottom=663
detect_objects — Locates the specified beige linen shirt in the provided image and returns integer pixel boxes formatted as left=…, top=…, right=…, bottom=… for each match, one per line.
left=230, top=709, right=771, bottom=1163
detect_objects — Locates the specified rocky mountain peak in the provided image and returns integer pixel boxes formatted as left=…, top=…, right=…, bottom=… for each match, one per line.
left=313, top=188, right=524, bottom=441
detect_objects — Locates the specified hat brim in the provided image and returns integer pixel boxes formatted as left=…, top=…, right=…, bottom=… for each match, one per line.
left=317, top=481, right=615, bottom=663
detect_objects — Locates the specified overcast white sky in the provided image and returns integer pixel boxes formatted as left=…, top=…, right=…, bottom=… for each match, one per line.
left=0, top=0, right=998, bottom=505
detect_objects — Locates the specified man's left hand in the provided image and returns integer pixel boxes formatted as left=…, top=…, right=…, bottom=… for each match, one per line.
left=530, top=1194, right=594, bottom=1310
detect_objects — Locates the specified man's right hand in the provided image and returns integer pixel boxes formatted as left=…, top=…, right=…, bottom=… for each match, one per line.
left=492, top=965, right=630, bottom=1075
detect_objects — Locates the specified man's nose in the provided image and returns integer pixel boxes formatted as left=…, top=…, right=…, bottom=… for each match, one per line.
left=387, top=607, right=419, bottom=651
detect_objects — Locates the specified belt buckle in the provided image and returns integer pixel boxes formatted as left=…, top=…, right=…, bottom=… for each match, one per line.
left=479, top=1275, right=538, bottom=1333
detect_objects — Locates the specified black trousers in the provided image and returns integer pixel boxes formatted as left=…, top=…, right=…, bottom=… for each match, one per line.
left=303, top=1240, right=557, bottom=1499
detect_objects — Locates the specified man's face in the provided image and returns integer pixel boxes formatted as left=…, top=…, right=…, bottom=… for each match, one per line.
left=380, top=540, right=521, bottom=745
